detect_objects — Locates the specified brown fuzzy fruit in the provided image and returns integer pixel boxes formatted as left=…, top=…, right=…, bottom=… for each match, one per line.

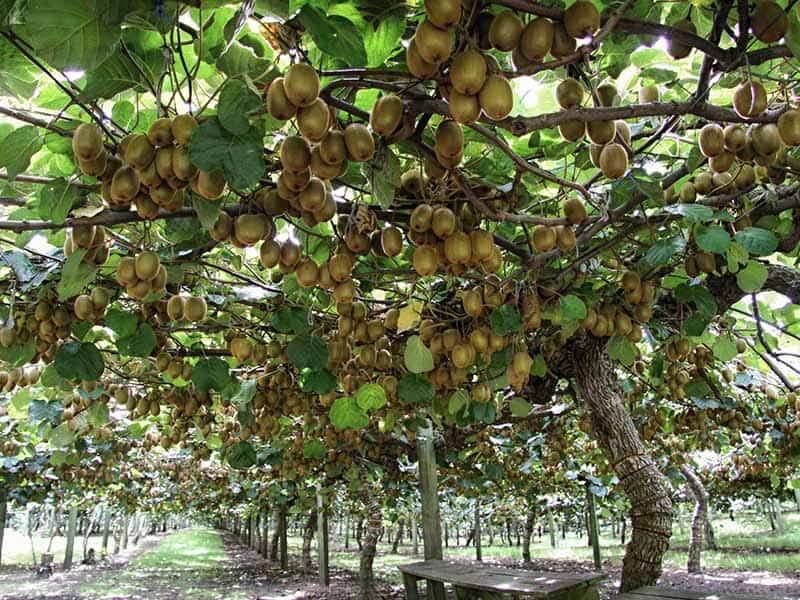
left=564, top=198, right=587, bottom=225
left=406, top=40, right=438, bottom=79
left=431, top=206, right=457, bottom=238
left=586, top=120, right=616, bottom=145
left=448, top=90, right=482, bottom=124
left=171, top=114, right=197, bottom=146
left=414, top=20, right=453, bottom=65
left=751, top=1, right=787, bottom=44
left=598, top=143, right=628, bottom=179
left=638, top=85, right=660, bottom=104
left=733, top=81, right=767, bottom=118
left=283, top=63, right=320, bottom=108
left=751, top=123, right=782, bottom=156
left=111, top=166, right=140, bottom=204
left=556, top=78, right=584, bottom=109
left=280, top=136, right=312, bottom=173
left=425, top=0, right=461, bottom=28
left=135, top=251, right=161, bottom=281
left=559, top=119, right=585, bottom=142
left=551, top=22, right=577, bottom=57
left=72, top=123, right=104, bottom=162
left=125, top=134, right=156, bottom=170
left=319, top=131, right=348, bottom=165
left=413, top=245, right=439, bottom=276
left=699, top=124, right=725, bottom=158
left=489, top=12, right=523, bottom=51
left=724, top=124, right=747, bottom=152
left=777, top=109, right=800, bottom=146
left=147, top=118, right=173, bottom=147
left=344, top=124, right=375, bottom=162
left=435, top=119, right=464, bottom=158
left=370, top=95, right=404, bottom=137
left=297, top=98, right=330, bottom=143
left=267, top=77, right=298, bottom=120
left=381, top=227, right=404, bottom=256
left=667, top=19, right=696, bottom=60
left=520, top=18, right=554, bottom=61
left=564, top=1, right=600, bottom=39
left=532, top=225, right=556, bottom=252
left=449, top=50, right=487, bottom=95
left=295, top=259, right=319, bottom=288
left=235, top=214, right=269, bottom=245
left=479, top=75, right=513, bottom=120
left=183, top=297, right=207, bottom=322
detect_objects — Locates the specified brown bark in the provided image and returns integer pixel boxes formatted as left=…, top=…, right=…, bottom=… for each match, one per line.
left=270, top=511, right=281, bottom=562
left=301, top=510, right=317, bottom=568
left=569, top=334, right=673, bottom=592
left=681, top=465, right=708, bottom=574
left=391, top=518, right=404, bottom=553
left=358, top=483, right=382, bottom=600
left=522, top=507, right=535, bottom=562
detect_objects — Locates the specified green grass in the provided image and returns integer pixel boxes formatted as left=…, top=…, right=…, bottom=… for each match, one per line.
left=131, top=528, right=227, bottom=569
left=0, top=529, right=109, bottom=566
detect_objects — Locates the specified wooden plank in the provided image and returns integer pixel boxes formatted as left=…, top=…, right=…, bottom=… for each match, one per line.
left=402, top=572, right=421, bottom=600
left=417, top=424, right=446, bottom=600
left=620, top=587, right=777, bottom=600
left=397, top=560, right=604, bottom=596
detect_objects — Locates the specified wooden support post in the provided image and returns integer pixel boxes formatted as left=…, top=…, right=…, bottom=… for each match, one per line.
left=417, top=424, right=446, bottom=600
left=586, top=485, right=601, bottom=570
left=101, top=508, right=111, bottom=555
left=279, top=507, right=288, bottom=570
left=547, top=506, right=556, bottom=548
left=474, top=501, right=482, bottom=562
left=317, top=489, right=329, bottom=587
left=261, top=508, right=269, bottom=556
left=410, top=510, right=418, bottom=556
left=64, top=505, right=78, bottom=570
left=121, top=514, right=129, bottom=550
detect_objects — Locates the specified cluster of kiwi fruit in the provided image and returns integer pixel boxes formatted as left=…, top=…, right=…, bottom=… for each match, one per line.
left=72, top=287, right=110, bottom=322
left=529, top=197, right=588, bottom=254
left=0, top=291, right=79, bottom=363
left=409, top=197, right=502, bottom=277
left=208, top=211, right=275, bottom=248
left=0, top=365, right=42, bottom=393
left=115, top=250, right=167, bottom=301
left=64, top=224, right=110, bottom=266
left=164, top=293, right=208, bottom=323
left=155, top=352, right=194, bottom=381
left=580, top=271, right=656, bottom=342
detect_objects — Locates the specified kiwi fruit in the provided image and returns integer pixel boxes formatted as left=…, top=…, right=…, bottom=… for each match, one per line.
left=283, top=63, right=320, bottom=107
left=410, top=203, right=434, bottom=232
left=151, top=265, right=167, bottom=291
left=444, top=231, right=471, bottom=264
left=615, top=120, right=631, bottom=147
left=72, top=123, right=104, bottom=162
left=532, top=225, right=556, bottom=252
left=564, top=1, right=601, bottom=39
left=587, top=120, right=616, bottom=145
left=564, top=198, right=587, bottom=225
left=733, top=80, right=767, bottom=118
left=135, top=251, right=161, bottom=281
left=479, top=75, right=513, bottom=120
left=723, top=124, right=747, bottom=152
left=209, top=212, right=232, bottom=241
left=135, top=194, right=160, bottom=219
left=415, top=20, right=453, bottom=64
left=370, top=95, right=404, bottom=136
left=344, top=123, right=375, bottom=162
left=556, top=78, right=584, bottom=109
left=449, top=50, right=487, bottom=95
left=147, top=118, right=173, bottom=147
left=751, top=1, right=787, bottom=44
left=295, top=259, right=319, bottom=288
left=599, top=143, right=627, bottom=179
left=425, top=0, right=461, bottom=28
left=556, top=225, right=576, bottom=252
left=695, top=251, right=716, bottom=274
left=155, top=147, right=175, bottom=180
left=667, top=19, right=696, bottom=60
left=489, top=12, right=523, bottom=51
left=435, top=146, right=463, bottom=169
left=183, top=296, right=207, bottom=322
left=235, top=214, right=269, bottom=245
left=777, top=109, right=800, bottom=146
left=280, top=136, right=312, bottom=172
left=111, top=166, right=140, bottom=203
left=559, top=119, right=585, bottom=142
left=551, top=22, right=577, bottom=57
left=299, top=177, right=327, bottom=213
left=260, top=240, right=281, bottom=268
left=297, top=98, right=331, bottom=143
left=194, top=170, right=227, bottom=200
left=638, top=85, right=660, bottom=104
left=708, top=150, right=734, bottom=173
left=693, top=171, right=713, bottom=195
left=150, top=182, right=176, bottom=207
left=596, top=82, right=619, bottom=107
left=448, top=90, right=482, bottom=124
left=319, top=130, right=348, bottom=165
left=166, top=295, right=184, bottom=320
left=679, top=182, right=696, bottom=203
left=267, top=77, right=298, bottom=120
left=171, top=114, right=198, bottom=146
left=381, top=227, right=404, bottom=256
left=520, top=18, right=554, bottom=61
left=699, top=124, right=725, bottom=157
left=171, top=146, right=198, bottom=181
left=431, top=206, right=457, bottom=238
left=310, top=147, right=344, bottom=179
left=751, top=123, right=782, bottom=156
left=435, top=120, right=464, bottom=158
left=125, top=134, right=156, bottom=170
left=733, top=163, right=756, bottom=189
left=406, top=40, right=439, bottom=79
left=74, top=295, right=94, bottom=321
left=281, top=168, right=311, bottom=193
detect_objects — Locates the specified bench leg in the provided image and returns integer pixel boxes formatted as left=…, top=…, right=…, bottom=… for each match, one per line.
left=428, top=580, right=447, bottom=600
left=402, top=573, right=420, bottom=600
left=454, top=587, right=504, bottom=600
left=555, top=584, right=599, bottom=600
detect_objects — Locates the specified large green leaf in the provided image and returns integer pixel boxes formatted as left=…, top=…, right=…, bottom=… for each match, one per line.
left=398, top=373, right=434, bottom=404
left=355, top=383, right=386, bottom=412
left=188, top=117, right=266, bottom=191
left=488, top=305, right=522, bottom=336
left=0, top=126, right=43, bottom=180
left=403, top=335, right=434, bottom=374
left=364, top=17, right=403, bottom=67
left=300, top=368, right=337, bottom=394
left=734, top=228, right=779, bottom=257
left=560, top=295, right=587, bottom=321
left=192, top=358, right=236, bottom=393
left=607, top=335, right=636, bottom=367
left=38, top=178, right=79, bottom=224
left=695, top=224, right=731, bottom=255
left=117, top=323, right=156, bottom=357
left=57, top=249, right=97, bottom=301
left=270, top=307, right=311, bottom=334
left=329, top=396, right=369, bottom=430
left=227, top=441, right=257, bottom=469
left=54, top=341, right=105, bottom=381
left=286, top=335, right=328, bottom=370
left=737, top=260, right=768, bottom=293
left=80, top=29, right=162, bottom=100
left=298, top=5, right=367, bottom=66
left=218, top=79, right=262, bottom=136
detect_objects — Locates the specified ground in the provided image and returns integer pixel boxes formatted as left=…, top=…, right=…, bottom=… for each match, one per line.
left=0, top=510, right=797, bottom=599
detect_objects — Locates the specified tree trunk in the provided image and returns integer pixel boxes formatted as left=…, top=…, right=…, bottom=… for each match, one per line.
left=444, top=520, right=449, bottom=548
left=302, top=510, right=317, bottom=568
left=356, top=518, right=363, bottom=551
left=359, top=485, right=381, bottom=599
left=0, top=493, right=6, bottom=566
left=522, top=507, right=535, bottom=562
left=704, top=518, right=718, bottom=551
left=570, top=334, right=673, bottom=592
left=270, top=511, right=280, bottom=561
left=547, top=507, right=556, bottom=548
left=621, top=517, right=626, bottom=545
left=279, top=507, right=288, bottom=570
left=764, top=500, right=776, bottom=531
left=344, top=513, right=350, bottom=550
left=681, top=465, right=707, bottom=574
left=773, top=499, right=785, bottom=533
left=391, top=518, right=404, bottom=553
left=410, top=511, right=418, bottom=555
left=794, top=489, right=800, bottom=512
left=474, top=502, right=482, bottom=562
left=260, top=509, right=269, bottom=556
left=64, top=506, right=78, bottom=570
left=101, top=509, right=111, bottom=555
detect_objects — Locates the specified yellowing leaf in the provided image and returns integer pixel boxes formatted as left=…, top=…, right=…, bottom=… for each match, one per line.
left=397, top=300, right=423, bottom=332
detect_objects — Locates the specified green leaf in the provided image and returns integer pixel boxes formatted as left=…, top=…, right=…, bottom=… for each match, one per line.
left=560, top=295, right=587, bottom=321
left=0, top=340, right=36, bottom=369
left=54, top=342, right=104, bottom=381
left=227, top=440, right=257, bottom=469
left=118, top=323, right=156, bottom=357
left=734, top=228, right=779, bottom=256
left=726, top=241, right=749, bottom=274
left=448, top=389, right=470, bottom=416
left=287, top=335, right=329, bottom=370
left=15, top=0, right=122, bottom=70
left=80, top=30, right=161, bottom=100
left=683, top=313, right=710, bottom=337
left=404, top=335, right=434, bottom=374
left=49, top=422, right=75, bottom=447
left=488, top=305, right=522, bottom=336
left=191, top=193, right=223, bottom=230
left=57, top=249, right=97, bottom=301
left=218, top=79, right=262, bottom=136
left=298, top=5, right=367, bottom=66
left=87, top=401, right=109, bottom=427
left=303, top=439, right=326, bottom=460
left=607, top=335, right=636, bottom=366
left=105, top=308, right=138, bottom=338
left=398, top=373, right=434, bottom=404
left=532, top=354, right=547, bottom=378
left=38, top=179, right=79, bottom=224
left=737, top=260, right=768, bottom=293
left=355, top=383, right=386, bottom=412
left=786, top=8, right=800, bottom=59
left=28, top=399, right=63, bottom=426
left=695, top=224, right=731, bottom=254
left=712, top=334, right=738, bottom=362
left=510, top=396, right=531, bottom=417
left=366, top=145, right=402, bottom=209
left=330, top=396, right=369, bottom=430
left=645, top=236, right=685, bottom=267
left=364, top=17, right=403, bottom=67
left=0, top=126, right=43, bottom=180
left=665, top=203, right=714, bottom=222
left=231, top=378, right=257, bottom=407
left=188, top=117, right=265, bottom=191
left=300, top=368, right=337, bottom=394
left=192, top=358, right=235, bottom=393
left=270, top=307, right=310, bottom=334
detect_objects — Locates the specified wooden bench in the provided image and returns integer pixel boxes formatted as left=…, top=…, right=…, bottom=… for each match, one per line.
left=618, top=586, right=776, bottom=600
left=398, top=559, right=604, bottom=600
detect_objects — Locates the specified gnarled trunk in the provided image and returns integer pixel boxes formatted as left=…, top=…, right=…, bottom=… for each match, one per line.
left=681, top=465, right=707, bottom=574
left=391, top=518, right=404, bottom=553
left=522, top=507, right=535, bottom=562
left=358, top=486, right=382, bottom=599
left=302, top=510, right=317, bottom=568
left=571, top=334, right=672, bottom=592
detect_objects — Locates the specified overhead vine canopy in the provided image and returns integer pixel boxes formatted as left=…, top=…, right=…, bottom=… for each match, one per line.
left=1, top=0, right=800, bottom=593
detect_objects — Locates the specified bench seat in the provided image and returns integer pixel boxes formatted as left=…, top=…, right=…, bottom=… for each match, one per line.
left=398, top=559, right=604, bottom=599
left=617, top=586, right=778, bottom=600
